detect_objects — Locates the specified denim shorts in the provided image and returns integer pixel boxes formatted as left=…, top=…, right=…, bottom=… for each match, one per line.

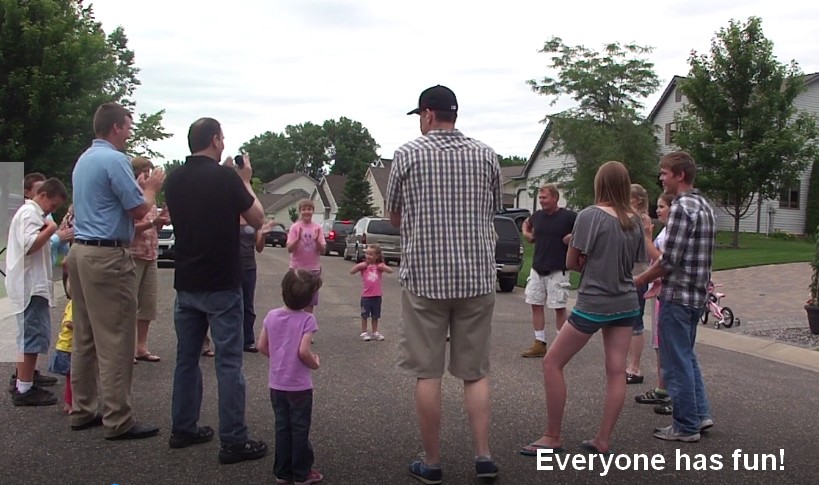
left=48, top=349, right=71, bottom=376
left=568, top=310, right=637, bottom=335
left=360, top=296, right=382, bottom=319
left=16, top=296, right=51, bottom=354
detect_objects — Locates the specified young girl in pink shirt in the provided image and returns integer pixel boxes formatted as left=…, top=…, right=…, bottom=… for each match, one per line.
left=350, top=244, right=392, bottom=341
left=286, top=199, right=326, bottom=314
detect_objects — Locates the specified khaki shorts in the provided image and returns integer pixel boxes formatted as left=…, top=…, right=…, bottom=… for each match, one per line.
left=134, top=258, right=157, bottom=321
left=398, top=290, right=494, bottom=380
left=524, top=269, right=569, bottom=308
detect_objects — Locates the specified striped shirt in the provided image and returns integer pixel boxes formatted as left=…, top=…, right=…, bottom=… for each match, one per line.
left=659, top=189, right=716, bottom=308
left=385, top=129, right=502, bottom=299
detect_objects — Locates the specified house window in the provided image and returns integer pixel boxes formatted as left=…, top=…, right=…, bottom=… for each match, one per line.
left=779, top=185, right=800, bottom=209
left=674, top=87, right=682, bottom=103
left=664, top=122, right=678, bottom=145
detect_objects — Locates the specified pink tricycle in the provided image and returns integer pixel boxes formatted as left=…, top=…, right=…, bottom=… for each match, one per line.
left=700, top=282, right=739, bottom=329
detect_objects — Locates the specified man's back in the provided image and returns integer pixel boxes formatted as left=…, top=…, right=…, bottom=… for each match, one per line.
left=387, top=129, right=501, bottom=299
left=164, top=156, right=253, bottom=292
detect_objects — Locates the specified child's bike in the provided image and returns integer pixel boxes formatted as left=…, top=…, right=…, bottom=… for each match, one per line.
left=700, top=282, right=738, bottom=329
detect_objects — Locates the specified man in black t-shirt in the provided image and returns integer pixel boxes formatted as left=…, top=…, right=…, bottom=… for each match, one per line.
left=164, top=117, right=268, bottom=464
left=521, top=184, right=576, bottom=358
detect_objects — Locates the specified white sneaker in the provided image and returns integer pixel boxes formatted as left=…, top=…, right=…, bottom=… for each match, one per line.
left=699, top=418, right=714, bottom=431
left=372, top=332, right=385, bottom=341
left=359, top=332, right=372, bottom=341
left=653, top=425, right=700, bottom=442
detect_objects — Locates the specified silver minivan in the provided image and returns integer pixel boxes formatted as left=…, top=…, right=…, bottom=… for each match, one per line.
left=343, top=217, right=401, bottom=264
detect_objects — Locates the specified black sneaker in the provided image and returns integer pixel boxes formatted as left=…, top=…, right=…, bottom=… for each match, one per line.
left=635, top=390, right=670, bottom=405
left=475, top=458, right=499, bottom=479
left=218, top=439, right=268, bottom=464
left=8, top=370, right=58, bottom=394
left=12, top=386, right=58, bottom=406
left=169, top=426, right=215, bottom=449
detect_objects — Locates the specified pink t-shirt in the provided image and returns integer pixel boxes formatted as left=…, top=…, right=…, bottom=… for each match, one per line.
left=360, top=263, right=385, bottom=297
left=287, top=220, right=324, bottom=271
left=263, top=307, right=318, bottom=392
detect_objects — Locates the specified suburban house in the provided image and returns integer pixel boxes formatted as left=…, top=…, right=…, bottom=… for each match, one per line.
left=500, top=165, right=525, bottom=208
left=506, top=121, right=573, bottom=213
left=260, top=173, right=318, bottom=226
left=366, top=160, right=392, bottom=217
left=650, top=74, right=819, bottom=235
left=312, top=174, right=347, bottom=223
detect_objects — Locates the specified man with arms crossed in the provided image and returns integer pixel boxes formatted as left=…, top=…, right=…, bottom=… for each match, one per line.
left=635, top=151, right=715, bottom=442
left=521, top=184, right=576, bottom=358
left=387, top=85, right=502, bottom=484
left=164, top=118, right=268, bottom=464
left=68, top=102, right=165, bottom=439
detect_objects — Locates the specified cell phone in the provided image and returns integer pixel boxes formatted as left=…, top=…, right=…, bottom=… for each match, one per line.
left=235, top=154, right=245, bottom=169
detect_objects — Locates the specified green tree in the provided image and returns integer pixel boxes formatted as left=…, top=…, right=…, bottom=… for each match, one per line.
left=674, top=17, right=819, bottom=247
left=498, top=155, right=527, bottom=167
left=528, top=36, right=661, bottom=208
left=0, top=0, right=169, bottom=183
left=240, top=131, right=295, bottom=184
left=336, top=161, right=375, bottom=221
left=324, top=117, right=380, bottom=176
left=285, top=122, right=331, bottom=180
left=128, top=110, right=172, bottom=159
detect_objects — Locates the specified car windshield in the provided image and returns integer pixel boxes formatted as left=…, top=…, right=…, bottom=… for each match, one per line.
left=493, top=218, right=519, bottom=240
left=368, top=220, right=399, bottom=235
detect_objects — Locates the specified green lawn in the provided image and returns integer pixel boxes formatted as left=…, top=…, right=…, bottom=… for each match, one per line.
left=517, top=231, right=814, bottom=288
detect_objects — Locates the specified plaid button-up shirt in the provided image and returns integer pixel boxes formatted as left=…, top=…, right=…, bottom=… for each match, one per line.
left=385, top=129, right=502, bottom=299
left=659, top=189, right=716, bottom=308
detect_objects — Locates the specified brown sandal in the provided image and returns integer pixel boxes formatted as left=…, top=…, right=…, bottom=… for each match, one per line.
left=201, top=348, right=215, bottom=357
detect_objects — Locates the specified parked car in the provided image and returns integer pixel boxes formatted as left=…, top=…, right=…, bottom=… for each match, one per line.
left=157, top=224, right=175, bottom=262
left=343, top=217, right=401, bottom=264
left=494, top=215, right=524, bottom=292
left=264, top=223, right=288, bottom=247
left=496, top=207, right=531, bottom=231
left=321, top=219, right=355, bottom=256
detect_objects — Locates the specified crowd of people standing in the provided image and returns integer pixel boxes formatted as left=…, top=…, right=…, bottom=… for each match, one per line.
left=6, top=86, right=717, bottom=484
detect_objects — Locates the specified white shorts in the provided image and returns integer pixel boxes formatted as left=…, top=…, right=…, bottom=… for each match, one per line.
left=524, top=269, right=570, bottom=309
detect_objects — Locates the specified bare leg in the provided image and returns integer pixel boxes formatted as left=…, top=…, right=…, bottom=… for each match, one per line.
left=626, top=333, right=644, bottom=376
left=16, top=353, right=38, bottom=384
left=360, top=317, right=368, bottom=334
left=135, top=319, right=151, bottom=357
left=554, top=307, right=567, bottom=331
left=415, top=378, right=442, bottom=464
left=372, top=318, right=379, bottom=334
left=463, top=377, right=491, bottom=457
left=587, top=325, right=632, bottom=452
left=531, top=305, right=545, bottom=332
left=532, top=324, right=591, bottom=447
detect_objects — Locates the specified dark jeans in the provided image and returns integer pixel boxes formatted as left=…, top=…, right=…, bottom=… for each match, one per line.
left=271, top=389, right=314, bottom=482
left=172, top=289, right=248, bottom=443
left=242, top=266, right=257, bottom=347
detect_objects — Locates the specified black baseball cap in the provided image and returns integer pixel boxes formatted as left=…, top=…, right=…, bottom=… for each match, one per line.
left=407, top=85, right=458, bottom=115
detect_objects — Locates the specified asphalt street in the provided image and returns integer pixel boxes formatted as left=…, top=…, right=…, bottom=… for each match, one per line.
left=1, top=247, right=817, bottom=485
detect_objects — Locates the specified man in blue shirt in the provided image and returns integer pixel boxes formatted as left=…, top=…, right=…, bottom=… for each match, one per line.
left=66, top=102, right=166, bottom=440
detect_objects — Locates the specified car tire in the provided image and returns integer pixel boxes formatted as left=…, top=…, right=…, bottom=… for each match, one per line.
left=499, top=275, right=517, bottom=293
left=355, top=247, right=362, bottom=263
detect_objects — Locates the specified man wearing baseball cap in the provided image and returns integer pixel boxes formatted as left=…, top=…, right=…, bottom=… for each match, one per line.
left=387, top=85, right=502, bottom=483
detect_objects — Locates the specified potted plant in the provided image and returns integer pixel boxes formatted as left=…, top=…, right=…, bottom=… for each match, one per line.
left=806, top=226, right=819, bottom=335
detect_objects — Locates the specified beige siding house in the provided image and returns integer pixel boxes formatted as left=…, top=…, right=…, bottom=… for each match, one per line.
left=312, top=174, right=347, bottom=223
left=507, top=122, right=572, bottom=212
left=366, top=160, right=392, bottom=217
left=260, top=173, right=319, bottom=227
left=650, top=74, right=819, bottom=235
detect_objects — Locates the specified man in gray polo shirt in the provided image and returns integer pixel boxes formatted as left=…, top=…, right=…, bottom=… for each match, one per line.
left=387, top=85, right=502, bottom=484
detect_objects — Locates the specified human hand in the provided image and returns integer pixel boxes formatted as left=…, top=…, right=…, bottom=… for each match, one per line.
left=642, top=214, right=653, bottom=236
left=56, top=226, right=74, bottom=242
left=156, top=210, right=171, bottom=227
left=314, top=227, right=321, bottom=239
left=66, top=322, right=73, bottom=330
left=235, top=152, right=253, bottom=182
left=261, top=220, right=276, bottom=234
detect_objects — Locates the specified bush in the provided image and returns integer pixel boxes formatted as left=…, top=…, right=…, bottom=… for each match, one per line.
left=769, top=230, right=795, bottom=241
left=805, top=159, right=819, bottom=236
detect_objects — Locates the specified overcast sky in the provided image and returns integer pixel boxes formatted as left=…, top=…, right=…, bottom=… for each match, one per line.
left=88, top=0, right=819, bottom=166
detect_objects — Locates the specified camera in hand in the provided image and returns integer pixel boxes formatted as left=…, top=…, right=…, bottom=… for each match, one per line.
left=235, top=154, right=245, bottom=169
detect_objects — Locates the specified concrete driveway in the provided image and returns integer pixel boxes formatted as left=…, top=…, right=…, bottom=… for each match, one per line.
left=1, top=248, right=817, bottom=484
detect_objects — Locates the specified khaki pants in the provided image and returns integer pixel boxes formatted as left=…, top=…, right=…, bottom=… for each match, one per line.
left=67, top=244, right=137, bottom=437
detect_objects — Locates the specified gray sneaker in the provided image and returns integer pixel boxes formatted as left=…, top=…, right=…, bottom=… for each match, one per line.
left=12, top=386, right=58, bottom=407
left=699, top=418, right=714, bottom=432
left=653, top=425, right=700, bottom=442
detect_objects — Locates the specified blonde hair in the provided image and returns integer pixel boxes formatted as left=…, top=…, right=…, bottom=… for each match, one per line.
left=630, top=183, right=648, bottom=214
left=367, top=243, right=384, bottom=263
left=539, top=183, right=560, bottom=199
left=594, top=161, right=635, bottom=230
left=131, top=156, right=153, bottom=178
left=297, top=198, right=314, bottom=211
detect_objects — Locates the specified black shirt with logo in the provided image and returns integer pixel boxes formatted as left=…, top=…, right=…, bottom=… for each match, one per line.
left=530, top=207, right=577, bottom=275
left=165, top=156, right=255, bottom=292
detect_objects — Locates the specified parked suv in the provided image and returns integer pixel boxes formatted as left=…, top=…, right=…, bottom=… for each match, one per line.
left=264, top=223, right=287, bottom=247
left=494, top=215, right=524, bottom=292
left=344, top=217, right=401, bottom=264
left=322, top=219, right=355, bottom=256
left=157, top=224, right=175, bottom=263
left=496, top=207, right=531, bottom=231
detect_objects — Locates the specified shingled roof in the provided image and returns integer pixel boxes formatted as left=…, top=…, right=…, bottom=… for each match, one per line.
left=262, top=172, right=317, bottom=193
left=369, top=160, right=392, bottom=198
